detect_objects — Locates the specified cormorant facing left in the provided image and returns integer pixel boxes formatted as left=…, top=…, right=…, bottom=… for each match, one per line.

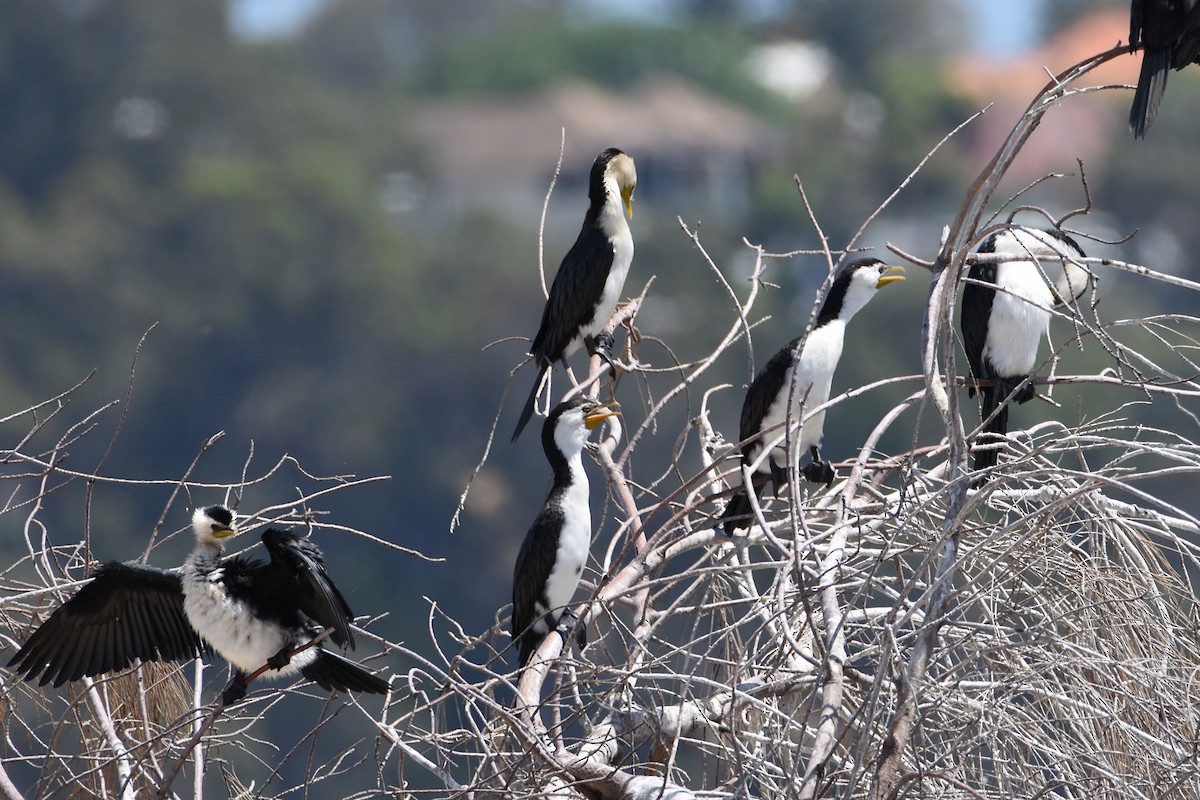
left=511, top=396, right=619, bottom=669
left=511, top=148, right=636, bottom=441
left=8, top=506, right=389, bottom=704
left=720, top=259, right=905, bottom=534
left=960, top=227, right=1088, bottom=475
left=1129, top=0, right=1200, bottom=138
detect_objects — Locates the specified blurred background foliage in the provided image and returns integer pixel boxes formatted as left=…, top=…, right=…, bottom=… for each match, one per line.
left=2, top=0, right=1196, bottom=793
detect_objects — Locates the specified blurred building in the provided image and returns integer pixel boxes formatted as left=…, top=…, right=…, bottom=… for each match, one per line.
left=410, top=76, right=782, bottom=226
left=946, top=7, right=1138, bottom=183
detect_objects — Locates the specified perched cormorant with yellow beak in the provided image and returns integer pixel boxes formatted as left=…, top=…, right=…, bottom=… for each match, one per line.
left=512, top=148, right=636, bottom=441
left=721, top=259, right=905, bottom=534
left=8, top=506, right=389, bottom=704
left=511, top=397, right=619, bottom=668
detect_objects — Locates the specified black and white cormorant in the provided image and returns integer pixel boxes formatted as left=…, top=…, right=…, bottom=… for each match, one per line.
left=1129, top=0, right=1200, bottom=138
left=960, top=227, right=1088, bottom=475
left=720, top=259, right=905, bottom=534
left=511, top=396, right=619, bottom=668
left=8, top=506, right=389, bottom=704
left=511, top=148, right=636, bottom=441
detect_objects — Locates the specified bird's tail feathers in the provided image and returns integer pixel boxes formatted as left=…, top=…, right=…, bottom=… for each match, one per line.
left=516, top=633, right=538, bottom=669
left=1131, top=47, right=1172, bottom=139
left=720, top=465, right=783, bottom=533
left=512, top=365, right=549, bottom=442
left=516, top=625, right=561, bottom=669
left=973, top=389, right=1010, bottom=472
left=720, top=490, right=753, bottom=535
left=302, top=650, right=389, bottom=695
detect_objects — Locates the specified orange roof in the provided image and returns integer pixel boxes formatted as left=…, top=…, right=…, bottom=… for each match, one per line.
left=945, top=8, right=1141, bottom=184
left=949, top=8, right=1138, bottom=101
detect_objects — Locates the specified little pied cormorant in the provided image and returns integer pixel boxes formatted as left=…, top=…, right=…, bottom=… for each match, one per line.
left=511, top=396, right=619, bottom=668
left=511, top=148, right=636, bottom=442
left=721, top=259, right=905, bottom=534
left=960, top=227, right=1088, bottom=475
left=8, top=506, right=389, bottom=704
left=1129, top=0, right=1200, bottom=139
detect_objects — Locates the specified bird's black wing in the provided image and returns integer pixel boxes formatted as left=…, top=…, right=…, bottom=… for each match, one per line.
left=514, top=221, right=616, bottom=441
left=960, top=261, right=996, bottom=399
left=1175, top=0, right=1200, bottom=68
left=1130, top=0, right=1185, bottom=137
left=739, top=338, right=800, bottom=457
left=962, top=253, right=1006, bottom=471
left=1131, top=0, right=1148, bottom=46
left=8, top=562, right=201, bottom=687
left=260, top=529, right=356, bottom=649
left=511, top=505, right=563, bottom=666
left=720, top=338, right=809, bottom=534
left=528, top=222, right=616, bottom=365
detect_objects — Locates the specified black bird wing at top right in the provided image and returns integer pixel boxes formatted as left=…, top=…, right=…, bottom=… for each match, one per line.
left=260, top=529, right=356, bottom=649
left=1179, top=1, right=1200, bottom=68
left=529, top=223, right=616, bottom=363
left=1129, top=0, right=1200, bottom=136
left=8, top=562, right=202, bottom=687
left=960, top=261, right=996, bottom=398
left=1132, top=0, right=1200, bottom=66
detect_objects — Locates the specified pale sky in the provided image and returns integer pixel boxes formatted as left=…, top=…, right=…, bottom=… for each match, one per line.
left=229, top=0, right=1046, bottom=55
left=962, top=0, right=1042, bottom=55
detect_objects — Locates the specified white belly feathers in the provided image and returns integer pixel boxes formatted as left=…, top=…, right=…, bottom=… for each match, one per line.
left=985, top=263, right=1053, bottom=377
left=182, top=562, right=316, bottom=676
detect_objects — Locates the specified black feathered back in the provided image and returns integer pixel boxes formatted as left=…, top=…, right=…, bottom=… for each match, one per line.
left=816, top=258, right=884, bottom=327
left=960, top=251, right=997, bottom=401
left=511, top=499, right=567, bottom=667
left=224, top=528, right=357, bottom=649
left=1129, top=0, right=1200, bottom=138
left=527, top=223, right=618, bottom=369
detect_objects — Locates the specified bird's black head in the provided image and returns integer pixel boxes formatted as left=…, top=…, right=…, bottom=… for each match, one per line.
left=816, top=258, right=905, bottom=326
left=588, top=148, right=636, bottom=217
left=592, top=147, right=626, bottom=175
left=192, top=504, right=237, bottom=547
left=206, top=505, right=234, bottom=527
left=833, top=258, right=885, bottom=285
left=978, top=226, right=1090, bottom=304
left=980, top=226, right=1085, bottom=260
left=541, top=396, right=621, bottom=461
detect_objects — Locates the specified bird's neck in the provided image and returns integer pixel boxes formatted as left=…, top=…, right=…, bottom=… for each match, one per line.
left=830, top=291, right=872, bottom=325
left=588, top=181, right=629, bottom=237
left=804, top=317, right=846, bottom=350
left=547, top=447, right=588, bottom=495
left=185, top=544, right=224, bottom=576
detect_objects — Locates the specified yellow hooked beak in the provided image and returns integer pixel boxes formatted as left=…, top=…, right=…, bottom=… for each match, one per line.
left=621, top=184, right=635, bottom=219
left=875, top=265, right=906, bottom=289
left=584, top=401, right=622, bottom=430
left=212, top=524, right=237, bottom=539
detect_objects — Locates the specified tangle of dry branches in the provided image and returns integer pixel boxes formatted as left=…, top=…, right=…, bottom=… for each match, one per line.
left=3, top=42, right=1200, bottom=800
